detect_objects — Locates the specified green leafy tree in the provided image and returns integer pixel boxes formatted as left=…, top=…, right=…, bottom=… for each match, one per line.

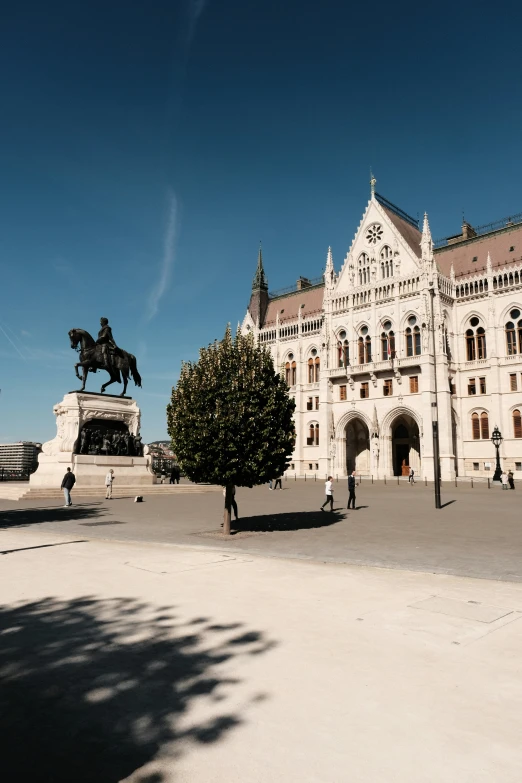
left=167, top=327, right=295, bottom=534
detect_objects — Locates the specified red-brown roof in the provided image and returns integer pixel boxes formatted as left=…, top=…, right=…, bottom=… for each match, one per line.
left=435, top=224, right=522, bottom=278
left=381, top=205, right=422, bottom=258
left=263, top=285, right=324, bottom=326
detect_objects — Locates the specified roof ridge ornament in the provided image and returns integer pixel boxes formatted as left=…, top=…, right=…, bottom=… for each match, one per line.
left=370, top=169, right=376, bottom=199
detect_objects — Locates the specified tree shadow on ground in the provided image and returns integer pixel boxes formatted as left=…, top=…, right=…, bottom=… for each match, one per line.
left=0, top=503, right=104, bottom=529
left=0, top=596, right=275, bottom=782
left=231, top=509, right=345, bottom=534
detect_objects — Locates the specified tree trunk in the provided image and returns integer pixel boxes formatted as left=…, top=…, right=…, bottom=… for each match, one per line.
left=223, top=484, right=232, bottom=535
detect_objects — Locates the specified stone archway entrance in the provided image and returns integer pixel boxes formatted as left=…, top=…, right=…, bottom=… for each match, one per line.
left=391, top=415, right=420, bottom=476
left=346, top=418, right=370, bottom=475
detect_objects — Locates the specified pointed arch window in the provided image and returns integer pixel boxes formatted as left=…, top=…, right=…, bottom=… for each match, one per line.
left=514, top=409, right=522, bottom=438
left=308, top=357, right=320, bottom=382
left=471, top=413, right=480, bottom=440
left=466, top=317, right=487, bottom=361
left=480, top=412, right=489, bottom=439
left=286, top=360, right=296, bottom=386
left=338, top=339, right=349, bottom=367
left=380, top=245, right=393, bottom=278
left=307, top=422, right=320, bottom=446
left=505, top=312, right=522, bottom=355
left=358, top=253, right=370, bottom=285
left=380, top=320, right=395, bottom=360
left=358, top=330, right=371, bottom=364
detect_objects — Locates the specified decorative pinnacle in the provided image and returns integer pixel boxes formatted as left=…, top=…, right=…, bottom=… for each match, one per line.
left=252, top=243, right=268, bottom=291
left=486, top=251, right=492, bottom=273
left=421, top=211, right=433, bottom=260
left=370, top=169, right=376, bottom=198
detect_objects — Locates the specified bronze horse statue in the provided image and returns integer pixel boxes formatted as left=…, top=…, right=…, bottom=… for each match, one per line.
left=69, top=328, right=142, bottom=396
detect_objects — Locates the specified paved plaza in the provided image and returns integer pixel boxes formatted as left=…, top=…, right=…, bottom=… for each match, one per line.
left=1, top=520, right=522, bottom=782
left=1, top=479, right=521, bottom=581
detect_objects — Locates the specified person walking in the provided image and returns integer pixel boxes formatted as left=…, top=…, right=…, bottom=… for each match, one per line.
left=61, top=467, right=76, bottom=507
left=268, top=479, right=273, bottom=490
left=274, top=476, right=283, bottom=490
left=347, top=470, right=357, bottom=509
left=105, top=469, right=114, bottom=499
left=170, top=465, right=180, bottom=484
left=501, top=471, right=509, bottom=490
left=321, top=476, right=334, bottom=512
left=408, top=466, right=415, bottom=484
left=508, top=470, right=515, bottom=490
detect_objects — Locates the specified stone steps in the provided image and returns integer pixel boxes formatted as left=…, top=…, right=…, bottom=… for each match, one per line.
left=0, top=484, right=221, bottom=501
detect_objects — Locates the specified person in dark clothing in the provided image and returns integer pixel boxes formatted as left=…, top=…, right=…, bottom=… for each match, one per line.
left=274, top=476, right=282, bottom=490
left=508, top=471, right=515, bottom=490
left=347, top=471, right=357, bottom=509
left=170, top=465, right=180, bottom=484
left=61, top=467, right=76, bottom=507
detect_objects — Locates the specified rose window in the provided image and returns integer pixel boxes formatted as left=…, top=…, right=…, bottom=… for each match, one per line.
left=365, top=223, right=383, bottom=245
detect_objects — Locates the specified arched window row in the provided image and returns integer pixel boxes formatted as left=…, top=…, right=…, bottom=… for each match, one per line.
left=471, top=412, right=489, bottom=440
left=455, top=271, right=522, bottom=300
left=307, top=423, right=320, bottom=446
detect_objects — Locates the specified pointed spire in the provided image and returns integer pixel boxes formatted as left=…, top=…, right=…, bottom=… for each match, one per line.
left=450, top=263, right=455, bottom=282
left=486, top=251, right=493, bottom=275
left=421, top=211, right=433, bottom=261
left=252, top=243, right=268, bottom=291
left=324, top=245, right=335, bottom=294
left=370, top=169, right=376, bottom=199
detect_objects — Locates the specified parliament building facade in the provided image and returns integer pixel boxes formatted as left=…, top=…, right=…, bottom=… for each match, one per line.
left=241, top=183, right=522, bottom=480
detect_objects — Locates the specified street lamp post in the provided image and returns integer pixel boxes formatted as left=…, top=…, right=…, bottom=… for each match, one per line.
left=429, top=284, right=442, bottom=509
left=491, top=426, right=503, bottom=482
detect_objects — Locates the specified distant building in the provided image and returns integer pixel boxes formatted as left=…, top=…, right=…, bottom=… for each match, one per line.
left=0, top=442, right=40, bottom=474
left=242, top=180, right=522, bottom=480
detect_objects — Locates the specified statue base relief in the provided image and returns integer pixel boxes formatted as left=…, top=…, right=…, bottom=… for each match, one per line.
left=30, top=392, right=155, bottom=488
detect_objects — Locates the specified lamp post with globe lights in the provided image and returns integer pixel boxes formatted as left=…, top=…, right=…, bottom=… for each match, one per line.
left=491, top=426, right=503, bottom=482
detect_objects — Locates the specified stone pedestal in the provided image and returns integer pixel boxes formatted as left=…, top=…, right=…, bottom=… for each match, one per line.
left=31, top=392, right=155, bottom=488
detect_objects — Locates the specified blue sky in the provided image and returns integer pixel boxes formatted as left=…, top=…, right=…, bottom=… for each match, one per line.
left=1, top=0, right=521, bottom=443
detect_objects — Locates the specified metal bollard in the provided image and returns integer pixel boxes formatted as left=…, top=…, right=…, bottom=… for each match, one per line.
left=372, top=475, right=374, bottom=484
left=471, top=478, right=473, bottom=488
left=397, top=476, right=399, bottom=485
left=314, top=473, right=316, bottom=482
left=425, top=476, right=427, bottom=486
left=305, top=473, right=306, bottom=481
left=295, top=473, right=296, bottom=481
left=488, top=477, right=490, bottom=489
left=384, top=475, right=386, bottom=485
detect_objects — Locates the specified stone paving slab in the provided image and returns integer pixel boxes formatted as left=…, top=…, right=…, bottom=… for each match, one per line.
left=1, top=480, right=521, bottom=581
left=1, top=526, right=522, bottom=782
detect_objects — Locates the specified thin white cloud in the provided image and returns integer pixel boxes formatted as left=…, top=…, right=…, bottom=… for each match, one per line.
left=0, top=322, right=26, bottom=361
left=21, top=330, right=32, bottom=338
left=145, top=190, right=178, bottom=322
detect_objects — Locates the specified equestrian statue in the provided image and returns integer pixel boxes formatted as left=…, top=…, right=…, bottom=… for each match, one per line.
left=69, top=318, right=142, bottom=396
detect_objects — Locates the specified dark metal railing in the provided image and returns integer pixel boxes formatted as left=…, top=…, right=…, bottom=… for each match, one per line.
left=434, top=211, right=522, bottom=249
left=269, top=276, right=324, bottom=299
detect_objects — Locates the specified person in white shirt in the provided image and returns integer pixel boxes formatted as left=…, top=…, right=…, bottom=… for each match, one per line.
left=321, top=476, right=334, bottom=512
left=105, top=469, right=114, bottom=499
left=500, top=471, right=509, bottom=490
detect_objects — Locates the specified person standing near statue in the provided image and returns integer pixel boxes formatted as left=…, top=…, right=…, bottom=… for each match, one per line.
left=105, top=469, right=114, bottom=499
left=61, top=467, right=76, bottom=507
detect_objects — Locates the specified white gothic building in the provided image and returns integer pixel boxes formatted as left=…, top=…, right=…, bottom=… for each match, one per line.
left=241, top=182, right=522, bottom=480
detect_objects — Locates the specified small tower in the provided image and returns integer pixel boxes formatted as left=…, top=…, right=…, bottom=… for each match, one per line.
left=421, top=212, right=433, bottom=262
left=324, top=246, right=335, bottom=293
left=248, top=244, right=269, bottom=328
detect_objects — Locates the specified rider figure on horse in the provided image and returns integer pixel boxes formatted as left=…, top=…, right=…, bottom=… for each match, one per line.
left=96, top=318, right=119, bottom=370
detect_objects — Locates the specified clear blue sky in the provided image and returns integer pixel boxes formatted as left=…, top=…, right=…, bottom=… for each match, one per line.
left=1, top=0, right=521, bottom=443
